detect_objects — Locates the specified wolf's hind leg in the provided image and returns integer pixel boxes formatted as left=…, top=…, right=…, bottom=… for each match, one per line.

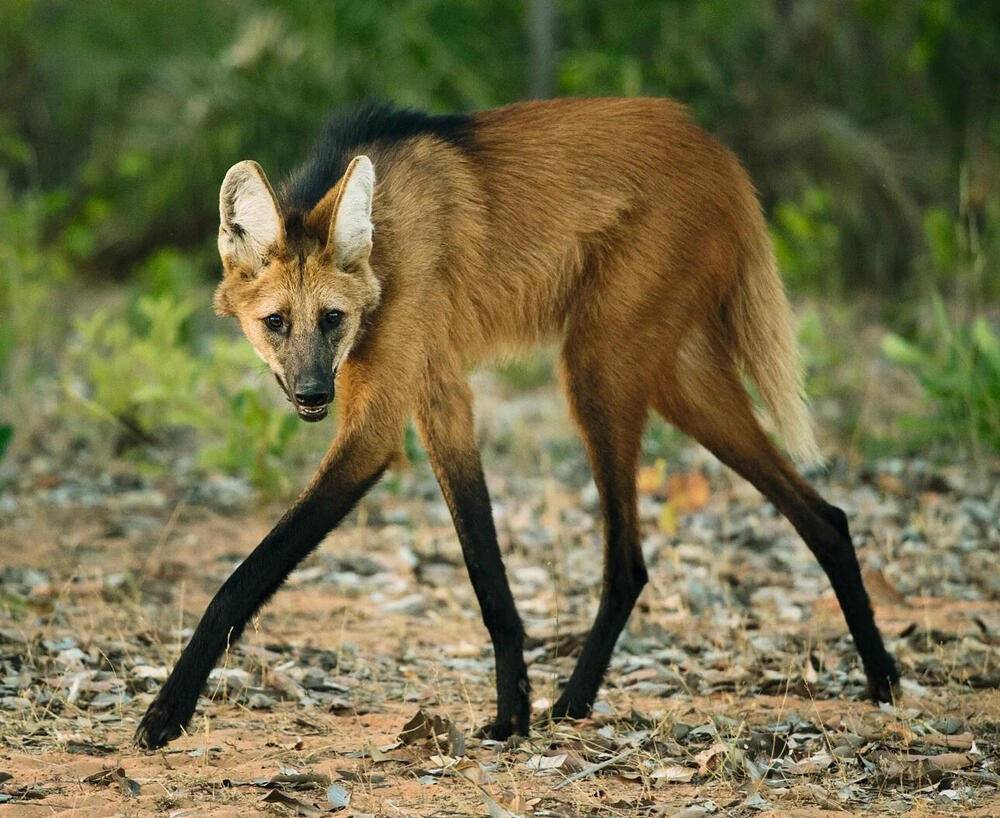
left=653, top=340, right=899, bottom=701
left=550, top=338, right=649, bottom=720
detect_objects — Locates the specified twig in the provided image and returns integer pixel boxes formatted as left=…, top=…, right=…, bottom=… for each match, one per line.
left=553, top=746, right=636, bottom=790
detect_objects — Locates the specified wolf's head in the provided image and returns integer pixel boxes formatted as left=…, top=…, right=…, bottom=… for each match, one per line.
left=213, top=156, right=380, bottom=422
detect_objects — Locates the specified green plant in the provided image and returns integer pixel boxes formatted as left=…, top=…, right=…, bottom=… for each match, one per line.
left=66, top=294, right=205, bottom=440
left=882, top=299, right=1000, bottom=458
left=918, top=194, right=1000, bottom=305
left=771, top=187, right=843, bottom=296
left=0, top=425, right=11, bottom=462
left=495, top=351, right=555, bottom=392
left=0, top=183, right=74, bottom=461
left=641, top=415, right=685, bottom=462
left=65, top=292, right=312, bottom=494
left=200, top=386, right=301, bottom=496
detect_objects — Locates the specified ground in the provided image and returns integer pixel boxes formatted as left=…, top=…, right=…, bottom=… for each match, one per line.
left=1, top=374, right=998, bottom=817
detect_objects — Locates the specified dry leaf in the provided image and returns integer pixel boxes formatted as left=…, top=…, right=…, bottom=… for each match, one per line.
left=795, top=782, right=842, bottom=811
left=651, top=764, right=696, bottom=784
left=918, top=752, right=975, bottom=770
left=786, top=751, right=834, bottom=775
left=920, top=732, right=974, bottom=750
left=621, top=666, right=661, bottom=685
left=658, top=501, right=678, bottom=535
left=694, top=742, right=727, bottom=773
left=482, top=792, right=526, bottom=818
left=261, top=789, right=325, bottom=817
left=875, top=473, right=906, bottom=496
left=637, top=460, right=667, bottom=495
left=666, top=471, right=711, bottom=512
left=878, top=752, right=974, bottom=785
left=803, top=657, right=819, bottom=685
left=398, top=708, right=463, bottom=754
left=82, top=767, right=140, bottom=798
left=326, top=782, right=351, bottom=810
left=864, top=568, right=907, bottom=606
left=885, top=722, right=916, bottom=745
left=455, top=759, right=491, bottom=784
left=525, top=753, right=566, bottom=772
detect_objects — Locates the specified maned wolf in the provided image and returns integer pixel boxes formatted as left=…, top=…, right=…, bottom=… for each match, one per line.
left=135, top=98, right=898, bottom=749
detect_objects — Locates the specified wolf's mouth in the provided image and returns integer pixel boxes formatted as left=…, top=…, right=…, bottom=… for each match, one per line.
left=273, top=373, right=332, bottom=422
left=296, top=403, right=329, bottom=422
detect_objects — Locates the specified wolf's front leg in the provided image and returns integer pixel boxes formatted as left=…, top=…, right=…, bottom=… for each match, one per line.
left=415, top=369, right=530, bottom=739
left=134, top=412, right=401, bottom=750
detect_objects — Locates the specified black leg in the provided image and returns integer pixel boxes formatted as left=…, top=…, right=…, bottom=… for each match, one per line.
left=135, top=442, right=390, bottom=749
left=790, top=499, right=899, bottom=700
left=416, top=376, right=529, bottom=739
left=552, top=360, right=647, bottom=720
left=550, top=464, right=647, bottom=719
left=705, top=438, right=900, bottom=701
left=656, top=365, right=899, bottom=703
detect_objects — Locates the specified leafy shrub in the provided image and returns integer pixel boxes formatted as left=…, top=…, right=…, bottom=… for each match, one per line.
left=796, top=305, right=848, bottom=398
left=67, top=295, right=204, bottom=438
left=0, top=425, right=11, bottom=461
left=495, top=351, right=555, bottom=392
left=200, top=387, right=302, bottom=496
left=65, top=293, right=314, bottom=494
left=882, top=300, right=1000, bottom=458
left=771, top=187, right=842, bottom=296
left=642, top=416, right=685, bottom=462
left=0, top=187, right=70, bottom=374
left=0, top=184, right=73, bottom=462
left=917, top=196, right=1000, bottom=304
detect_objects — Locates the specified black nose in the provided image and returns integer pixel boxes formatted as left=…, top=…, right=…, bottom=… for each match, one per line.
left=294, top=383, right=330, bottom=406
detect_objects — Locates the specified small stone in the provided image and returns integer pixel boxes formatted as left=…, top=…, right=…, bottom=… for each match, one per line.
left=54, top=648, right=88, bottom=669
left=88, top=691, right=124, bottom=710
left=247, top=692, right=275, bottom=709
left=931, top=717, right=964, bottom=735
left=383, top=508, right=411, bottom=526
left=384, top=594, right=427, bottom=615
left=672, top=721, right=692, bottom=742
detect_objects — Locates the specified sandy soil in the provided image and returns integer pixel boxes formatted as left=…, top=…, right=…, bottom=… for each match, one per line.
left=1, top=398, right=998, bottom=816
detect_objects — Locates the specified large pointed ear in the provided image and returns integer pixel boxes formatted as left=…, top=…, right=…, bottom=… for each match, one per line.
left=327, top=155, right=375, bottom=267
left=218, top=160, right=283, bottom=273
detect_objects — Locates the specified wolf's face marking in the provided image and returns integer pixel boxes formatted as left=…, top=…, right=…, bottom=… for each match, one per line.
left=214, top=156, right=380, bottom=420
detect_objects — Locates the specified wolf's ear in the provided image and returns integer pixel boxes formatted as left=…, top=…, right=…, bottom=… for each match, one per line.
left=328, top=155, right=375, bottom=267
left=218, top=160, right=283, bottom=273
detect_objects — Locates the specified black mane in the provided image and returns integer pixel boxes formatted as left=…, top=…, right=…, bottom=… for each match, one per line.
left=281, top=102, right=474, bottom=220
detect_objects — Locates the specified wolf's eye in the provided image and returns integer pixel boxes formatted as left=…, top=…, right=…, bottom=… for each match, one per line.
left=324, top=309, right=344, bottom=329
left=264, top=314, right=284, bottom=331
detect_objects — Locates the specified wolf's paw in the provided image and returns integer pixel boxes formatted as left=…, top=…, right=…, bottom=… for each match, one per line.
left=865, top=653, right=902, bottom=704
left=549, top=693, right=592, bottom=722
left=475, top=709, right=530, bottom=742
left=134, top=693, right=194, bottom=750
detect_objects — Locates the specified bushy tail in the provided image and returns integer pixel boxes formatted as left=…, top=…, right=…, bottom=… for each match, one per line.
left=730, top=238, right=822, bottom=467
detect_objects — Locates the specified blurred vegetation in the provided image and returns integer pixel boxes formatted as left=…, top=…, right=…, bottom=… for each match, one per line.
left=1, top=0, right=998, bottom=488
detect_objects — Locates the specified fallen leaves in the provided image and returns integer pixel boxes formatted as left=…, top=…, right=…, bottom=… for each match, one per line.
left=397, top=707, right=465, bottom=756
left=261, top=788, right=326, bottom=816
left=875, top=751, right=976, bottom=786
left=82, top=766, right=140, bottom=798
left=637, top=463, right=711, bottom=534
left=650, top=764, right=696, bottom=784
left=1, top=431, right=998, bottom=815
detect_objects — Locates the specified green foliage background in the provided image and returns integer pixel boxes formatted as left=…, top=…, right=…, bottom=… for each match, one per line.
left=1, top=0, right=998, bottom=485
